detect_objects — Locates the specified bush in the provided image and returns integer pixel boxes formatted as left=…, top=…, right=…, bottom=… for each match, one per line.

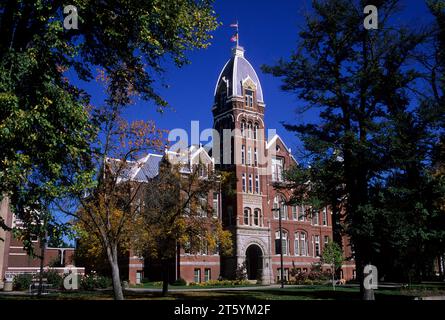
left=172, top=278, right=187, bottom=286
left=187, top=279, right=251, bottom=287
left=80, top=273, right=112, bottom=290
left=141, top=278, right=150, bottom=284
left=41, top=270, right=63, bottom=289
left=291, top=270, right=331, bottom=285
left=13, top=274, right=33, bottom=291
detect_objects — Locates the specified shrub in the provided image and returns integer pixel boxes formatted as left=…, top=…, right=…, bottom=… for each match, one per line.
left=13, top=274, right=34, bottom=291
left=187, top=279, right=250, bottom=287
left=141, top=278, right=150, bottom=284
left=41, top=270, right=63, bottom=289
left=172, top=278, right=187, bottom=286
left=80, top=273, right=112, bottom=290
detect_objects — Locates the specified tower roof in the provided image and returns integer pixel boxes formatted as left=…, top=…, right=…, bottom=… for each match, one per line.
left=214, top=45, right=264, bottom=103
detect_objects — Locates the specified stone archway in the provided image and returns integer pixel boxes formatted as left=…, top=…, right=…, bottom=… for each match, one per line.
left=245, top=244, right=263, bottom=281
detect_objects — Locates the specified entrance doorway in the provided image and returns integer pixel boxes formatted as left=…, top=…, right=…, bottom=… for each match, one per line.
left=245, top=244, right=263, bottom=280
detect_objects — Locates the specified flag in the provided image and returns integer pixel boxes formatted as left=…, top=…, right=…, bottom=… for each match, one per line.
left=230, top=23, right=238, bottom=28
left=230, top=33, right=238, bottom=42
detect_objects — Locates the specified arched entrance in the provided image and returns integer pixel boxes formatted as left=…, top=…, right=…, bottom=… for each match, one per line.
left=246, top=244, right=263, bottom=280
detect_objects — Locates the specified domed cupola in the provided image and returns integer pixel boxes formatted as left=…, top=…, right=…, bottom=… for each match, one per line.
left=214, top=45, right=264, bottom=108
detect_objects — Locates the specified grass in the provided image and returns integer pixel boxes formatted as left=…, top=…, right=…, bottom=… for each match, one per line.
left=1, top=283, right=444, bottom=300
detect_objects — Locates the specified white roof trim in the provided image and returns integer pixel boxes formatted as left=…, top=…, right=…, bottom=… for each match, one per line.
left=233, top=56, right=239, bottom=97
left=241, top=56, right=264, bottom=103
left=266, top=134, right=298, bottom=165
left=190, top=147, right=214, bottom=164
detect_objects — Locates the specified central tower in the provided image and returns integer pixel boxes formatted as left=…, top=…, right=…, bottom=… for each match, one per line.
left=213, top=45, right=273, bottom=284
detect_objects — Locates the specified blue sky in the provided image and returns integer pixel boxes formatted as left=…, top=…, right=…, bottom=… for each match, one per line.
left=73, top=0, right=433, bottom=162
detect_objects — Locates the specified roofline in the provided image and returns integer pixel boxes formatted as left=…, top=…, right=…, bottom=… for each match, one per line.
left=266, top=134, right=298, bottom=165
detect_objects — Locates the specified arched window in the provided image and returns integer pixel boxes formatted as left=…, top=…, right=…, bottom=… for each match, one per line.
left=241, top=120, right=246, bottom=137
left=275, top=230, right=288, bottom=255
left=253, top=209, right=260, bottom=226
left=245, top=89, right=254, bottom=107
left=273, top=195, right=287, bottom=220
left=247, top=121, right=253, bottom=139
left=243, top=208, right=251, bottom=225
left=299, top=232, right=308, bottom=256
left=254, top=123, right=259, bottom=140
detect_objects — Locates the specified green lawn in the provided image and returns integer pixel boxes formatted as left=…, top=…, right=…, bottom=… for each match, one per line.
left=1, top=284, right=444, bottom=300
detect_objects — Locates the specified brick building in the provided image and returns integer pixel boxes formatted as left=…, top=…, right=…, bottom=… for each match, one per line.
left=0, top=197, right=84, bottom=288
left=127, top=44, right=355, bottom=285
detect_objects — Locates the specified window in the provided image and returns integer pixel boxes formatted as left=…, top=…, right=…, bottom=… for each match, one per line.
left=136, top=271, right=143, bottom=284
left=315, top=235, right=320, bottom=257
left=194, top=269, right=201, bottom=283
left=298, top=205, right=305, bottom=221
left=213, top=192, right=219, bottom=218
left=241, top=120, right=246, bottom=137
left=255, top=175, right=260, bottom=194
left=273, top=195, right=287, bottom=220
left=204, top=269, right=211, bottom=282
left=294, top=232, right=300, bottom=256
left=254, top=148, right=258, bottom=166
left=280, top=200, right=287, bottom=220
left=254, top=123, right=259, bottom=140
left=245, top=89, right=254, bottom=107
left=247, top=147, right=252, bottom=165
left=253, top=209, right=260, bottom=226
left=313, top=210, right=319, bottom=225
left=324, top=236, right=329, bottom=247
left=322, top=208, right=328, bottom=226
left=248, top=174, right=253, bottom=193
left=241, top=145, right=245, bottom=165
left=292, top=206, right=297, bottom=220
left=247, top=122, right=253, bottom=138
left=277, top=268, right=289, bottom=282
left=300, top=233, right=307, bottom=256
left=244, top=208, right=250, bottom=225
left=271, top=157, right=284, bottom=182
left=242, top=173, right=246, bottom=192
left=275, top=230, right=288, bottom=255
left=198, top=164, right=207, bottom=178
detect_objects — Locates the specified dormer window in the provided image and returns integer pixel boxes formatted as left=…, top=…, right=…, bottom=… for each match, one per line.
left=245, top=89, right=254, bottom=108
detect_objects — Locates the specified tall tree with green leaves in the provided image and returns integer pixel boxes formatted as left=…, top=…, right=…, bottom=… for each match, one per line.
left=263, top=0, right=428, bottom=299
left=1, top=1, right=219, bottom=299
left=0, top=0, right=219, bottom=254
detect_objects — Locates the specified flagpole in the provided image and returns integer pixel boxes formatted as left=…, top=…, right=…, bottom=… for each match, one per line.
left=236, top=20, right=239, bottom=47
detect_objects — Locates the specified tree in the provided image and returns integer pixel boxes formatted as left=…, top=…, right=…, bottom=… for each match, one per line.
left=57, top=108, right=165, bottom=300
left=1, top=0, right=219, bottom=300
left=140, top=159, right=232, bottom=296
left=263, top=0, right=428, bottom=299
left=0, top=0, right=219, bottom=256
left=321, top=242, right=344, bottom=290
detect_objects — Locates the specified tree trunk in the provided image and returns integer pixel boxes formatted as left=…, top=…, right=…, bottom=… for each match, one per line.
left=37, top=240, right=45, bottom=296
left=107, top=244, right=124, bottom=300
left=162, top=260, right=169, bottom=297
left=332, top=264, right=335, bottom=291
